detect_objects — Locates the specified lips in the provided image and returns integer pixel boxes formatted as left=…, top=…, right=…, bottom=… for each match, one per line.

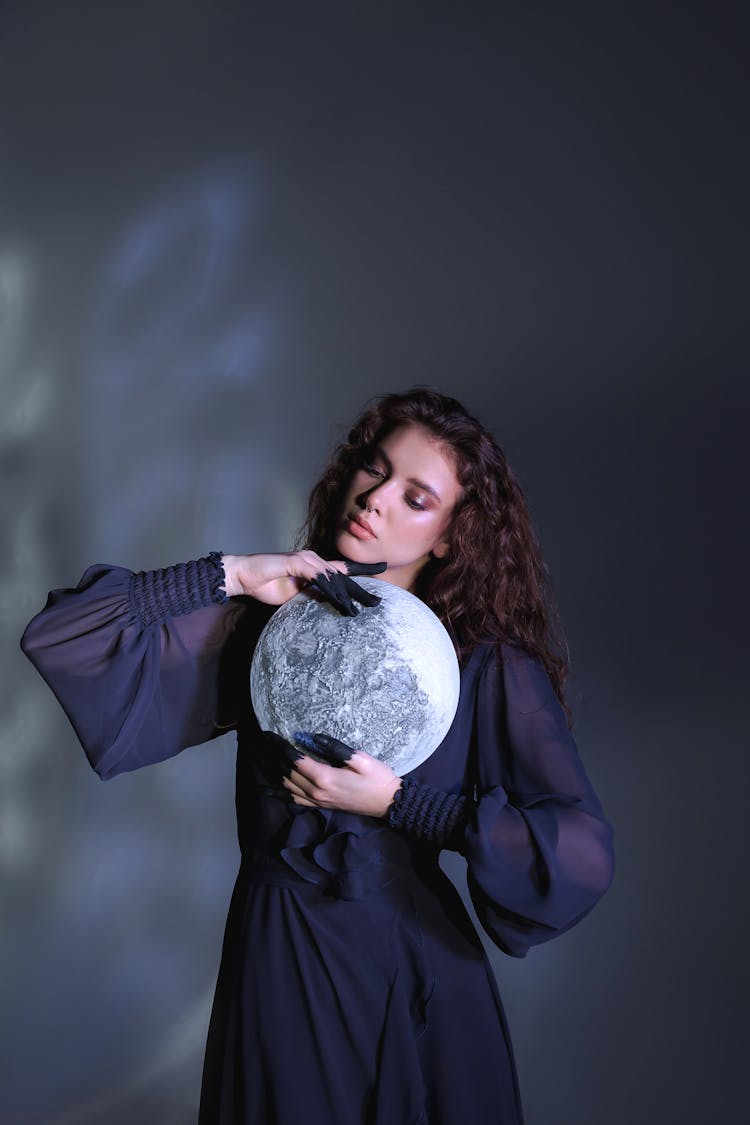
left=346, top=513, right=377, bottom=538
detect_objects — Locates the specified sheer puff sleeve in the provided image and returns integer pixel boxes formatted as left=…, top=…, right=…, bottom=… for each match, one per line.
left=19, top=552, right=255, bottom=781
left=462, top=642, right=615, bottom=958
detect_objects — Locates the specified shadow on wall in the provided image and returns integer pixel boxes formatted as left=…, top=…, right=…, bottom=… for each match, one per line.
left=6, top=161, right=307, bottom=1125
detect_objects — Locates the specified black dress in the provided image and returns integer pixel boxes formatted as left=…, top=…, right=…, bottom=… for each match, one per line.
left=20, top=553, right=615, bottom=1125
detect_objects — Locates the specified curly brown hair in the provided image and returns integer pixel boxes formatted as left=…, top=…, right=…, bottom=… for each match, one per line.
left=293, top=387, right=572, bottom=727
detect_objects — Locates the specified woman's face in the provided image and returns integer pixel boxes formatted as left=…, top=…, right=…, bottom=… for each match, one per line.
left=334, top=422, right=462, bottom=592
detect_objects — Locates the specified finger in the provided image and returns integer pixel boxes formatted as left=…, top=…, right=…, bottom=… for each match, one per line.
left=283, top=776, right=311, bottom=799
left=287, top=750, right=336, bottom=786
left=305, top=553, right=348, bottom=575
left=293, top=730, right=350, bottom=767
left=284, top=767, right=333, bottom=806
left=342, top=560, right=388, bottom=577
left=292, top=730, right=321, bottom=756
left=342, top=576, right=382, bottom=608
left=311, top=733, right=356, bottom=765
left=308, top=582, right=355, bottom=617
left=310, top=573, right=358, bottom=617
left=313, top=740, right=374, bottom=775
left=283, top=778, right=317, bottom=806
left=326, top=573, right=360, bottom=615
left=297, top=552, right=347, bottom=581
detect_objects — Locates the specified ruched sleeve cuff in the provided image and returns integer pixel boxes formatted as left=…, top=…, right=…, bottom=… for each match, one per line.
left=387, top=776, right=470, bottom=851
left=129, top=550, right=228, bottom=627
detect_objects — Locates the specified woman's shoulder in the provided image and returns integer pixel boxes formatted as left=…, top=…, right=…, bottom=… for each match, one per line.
left=466, top=635, right=556, bottom=710
left=467, top=634, right=533, bottom=667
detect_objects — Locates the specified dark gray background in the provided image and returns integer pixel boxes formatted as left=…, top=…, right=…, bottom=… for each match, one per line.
left=3, top=2, right=747, bottom=1123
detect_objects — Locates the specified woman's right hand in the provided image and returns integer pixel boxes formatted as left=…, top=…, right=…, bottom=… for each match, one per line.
left=221, top=552, right=387, bottom=615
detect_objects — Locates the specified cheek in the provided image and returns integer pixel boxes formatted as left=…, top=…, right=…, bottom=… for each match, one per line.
left=424, top=514, right=451, bottom=547
left=404, top=514, right=442, bottom=545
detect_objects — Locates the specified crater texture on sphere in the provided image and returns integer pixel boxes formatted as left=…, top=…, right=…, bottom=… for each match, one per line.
left=250, top=577, right=461, bottom=775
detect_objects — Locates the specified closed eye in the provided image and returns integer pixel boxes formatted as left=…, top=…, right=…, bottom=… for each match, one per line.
left=361, top=461, right=426, bottom=511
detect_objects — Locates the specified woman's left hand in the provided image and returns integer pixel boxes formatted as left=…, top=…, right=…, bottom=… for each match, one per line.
left=279, top=732, right=402, bottom=818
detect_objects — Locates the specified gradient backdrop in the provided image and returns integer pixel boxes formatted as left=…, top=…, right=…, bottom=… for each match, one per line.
left=3, top=3, right=747, bottom=1123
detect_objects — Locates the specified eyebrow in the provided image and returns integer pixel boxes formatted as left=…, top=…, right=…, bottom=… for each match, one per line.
left=372, top=446, right=443, bottom=503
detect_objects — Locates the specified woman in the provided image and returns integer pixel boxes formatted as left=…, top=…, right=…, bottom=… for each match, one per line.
left=20, top=387, right=615, bottom=1124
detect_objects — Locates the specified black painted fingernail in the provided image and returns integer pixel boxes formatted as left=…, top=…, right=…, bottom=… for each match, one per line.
left=313, top=734, right=353, bottom=762
left=360, top=594, right=381, bottom=607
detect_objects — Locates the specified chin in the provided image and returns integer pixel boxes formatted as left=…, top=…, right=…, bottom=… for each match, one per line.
left=335, top=530, right=381, bottom=564
left=336, top=534, right=366, bottom=556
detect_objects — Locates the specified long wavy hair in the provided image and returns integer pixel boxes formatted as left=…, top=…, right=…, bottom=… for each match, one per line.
left=294, top=387, right=572, bottom=727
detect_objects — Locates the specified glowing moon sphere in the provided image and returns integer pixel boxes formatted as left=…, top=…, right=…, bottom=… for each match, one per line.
left=250, top=577, right=460, bottom=775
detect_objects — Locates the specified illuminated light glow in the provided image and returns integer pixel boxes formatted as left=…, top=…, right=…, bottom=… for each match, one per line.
left=251, top=577, right=461, bottom=774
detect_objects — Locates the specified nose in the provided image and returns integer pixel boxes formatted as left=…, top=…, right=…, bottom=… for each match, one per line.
left=358, top=491, right=380, bottom=514
left=357, top=480, right=389, bottom=514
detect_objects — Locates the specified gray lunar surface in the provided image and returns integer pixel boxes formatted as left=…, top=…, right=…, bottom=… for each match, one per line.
left=250, top=577, right=460, bottom=774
